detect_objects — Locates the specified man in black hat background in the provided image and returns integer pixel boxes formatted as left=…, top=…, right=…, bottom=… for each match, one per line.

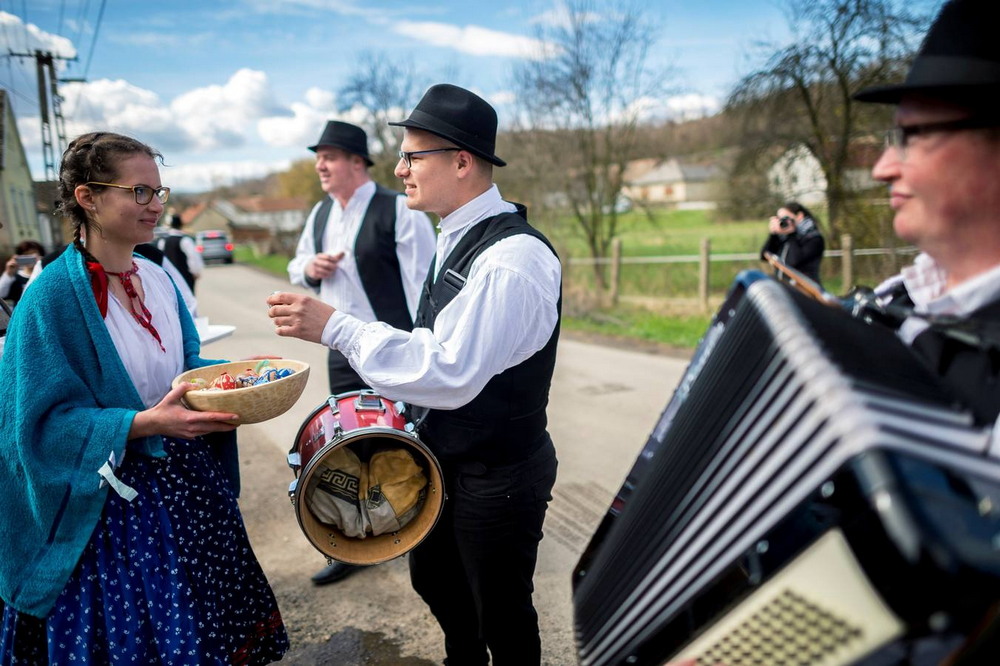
left=269, top=84, right=561, bottom=665
left=287, top=119, right=436, bottom=586
left=855, top=0, right=1000, bottom=434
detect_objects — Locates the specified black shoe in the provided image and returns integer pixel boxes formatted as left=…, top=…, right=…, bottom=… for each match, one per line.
left=311, top=561, right=361, bottom=586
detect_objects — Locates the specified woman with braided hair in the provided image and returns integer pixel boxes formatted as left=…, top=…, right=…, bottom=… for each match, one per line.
left=0, top=132, right=288, bottom=664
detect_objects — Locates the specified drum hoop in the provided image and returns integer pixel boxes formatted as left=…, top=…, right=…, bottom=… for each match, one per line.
left=291, top=424, right=444, bottom=564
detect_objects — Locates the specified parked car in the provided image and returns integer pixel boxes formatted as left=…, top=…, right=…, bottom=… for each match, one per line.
left=195, top=230, right=234, bottom=265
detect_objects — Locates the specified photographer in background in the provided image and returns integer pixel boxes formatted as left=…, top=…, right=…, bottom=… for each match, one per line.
left=1, top=240, right=45, bottom=307
left=760, top=201, right=825, bottom=285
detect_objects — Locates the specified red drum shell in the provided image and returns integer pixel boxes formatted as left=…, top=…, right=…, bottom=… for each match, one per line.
left=289, top=390, right=443, bottom=565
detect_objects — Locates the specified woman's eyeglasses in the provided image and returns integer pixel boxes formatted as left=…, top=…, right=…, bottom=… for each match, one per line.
left=86, top=181, right=170, bottom=205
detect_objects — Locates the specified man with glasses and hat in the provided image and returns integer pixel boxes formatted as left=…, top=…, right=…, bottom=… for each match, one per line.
left=855, top=0, right=1000, bottom=435
left=287, top=120, right=436, bottom=586
left=269, top=84, right=561, bottom=665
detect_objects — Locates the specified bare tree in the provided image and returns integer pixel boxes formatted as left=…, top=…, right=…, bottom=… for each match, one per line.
left=338, top=53, right=432, bottom=187
left=726, top=0, right=935, bottom=241
left=511, top=0, right=672, bottom=290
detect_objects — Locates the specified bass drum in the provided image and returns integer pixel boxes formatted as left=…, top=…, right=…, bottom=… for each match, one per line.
left=288, top=390, right=444, bottom=565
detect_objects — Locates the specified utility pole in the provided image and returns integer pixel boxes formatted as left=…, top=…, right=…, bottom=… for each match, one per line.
left=10, top=50, right=76, bottom=181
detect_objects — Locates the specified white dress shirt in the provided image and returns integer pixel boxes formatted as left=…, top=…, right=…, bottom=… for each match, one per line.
left=105, top=257, right=187, bottom=408
left=877, top=253, right=1000, bottom=457
left=321, top=185, right=562, bottom=410
left=877, top=252, right=1000, bottom=344
left=288, top=180, right=436, bottom=322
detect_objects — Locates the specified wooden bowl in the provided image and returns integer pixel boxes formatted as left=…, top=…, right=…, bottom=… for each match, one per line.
left=172, top=359, right=310, bottom=425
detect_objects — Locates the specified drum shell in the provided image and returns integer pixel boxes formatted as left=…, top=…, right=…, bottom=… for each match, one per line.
left=289, top=391, right=444, bottom=565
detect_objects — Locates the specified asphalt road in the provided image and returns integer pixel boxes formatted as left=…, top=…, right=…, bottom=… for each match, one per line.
left=194, top=263, right=693, bottom=665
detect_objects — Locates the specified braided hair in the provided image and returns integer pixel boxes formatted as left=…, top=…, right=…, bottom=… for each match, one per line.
left=55, top=132, right=163, bottom=263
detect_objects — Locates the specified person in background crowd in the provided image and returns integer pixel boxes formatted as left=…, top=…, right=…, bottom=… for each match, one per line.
left=760, top=200, right=825, bottom=285
left=268, top=83, right=561, bottom=666
left=287, top=119, right=436, bottom=586
left=0, top=240, right=44, bottom=307
left=0, top=131, right=288, bottom=664
left=156, top=211, right=203, bottom=293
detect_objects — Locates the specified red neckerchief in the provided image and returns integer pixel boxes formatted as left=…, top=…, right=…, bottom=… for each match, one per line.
left=85, top=261, right=109, bottom=317
left=100, top=261, right=166, bottom=353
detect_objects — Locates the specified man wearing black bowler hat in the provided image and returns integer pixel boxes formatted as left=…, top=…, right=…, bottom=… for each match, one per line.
left=269, top=84, right=561, bottom=665
left=854, top=0, right=1000, bottom=435
left=287, top=120, right=436, bottom=586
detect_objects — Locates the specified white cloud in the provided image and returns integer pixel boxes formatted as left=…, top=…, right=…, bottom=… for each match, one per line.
left=0, top=11, right=77, bottom=60
left=163, top=158, right=295, bottom=193
left=258, top=88, right=338, bottom=150
left=170, top=68, right=288, bottom=152
left=663, top=93, right=720, bottom=120
left=392, top=21, right=551, bottom=59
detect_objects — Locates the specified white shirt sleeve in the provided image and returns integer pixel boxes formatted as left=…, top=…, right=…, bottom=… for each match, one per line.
left=323, top=234, right=561, bottom=410
left=393, top=200, right=436, bottom=320
left=288, top=201, right=323, bottom=287
left=0, top=272, right=14, bottom=299
left=160, top=256, right=199, bottom=319
left=179, top=235, right=204, bottom=277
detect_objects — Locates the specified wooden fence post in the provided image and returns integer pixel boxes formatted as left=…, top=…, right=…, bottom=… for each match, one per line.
left=699, top=237, right=710, bottom=312
left=841, top=234, right=853, bottom=290
left=610, top=237, right=622, bottom=306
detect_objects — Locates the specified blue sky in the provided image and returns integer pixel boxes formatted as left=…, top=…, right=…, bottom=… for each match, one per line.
left=0, top=0, right=800, bottom=192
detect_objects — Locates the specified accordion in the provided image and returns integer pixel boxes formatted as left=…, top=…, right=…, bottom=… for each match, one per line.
left=572, top=274, right=1000, bottom=666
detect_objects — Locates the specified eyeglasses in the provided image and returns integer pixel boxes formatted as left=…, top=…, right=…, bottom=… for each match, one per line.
left=884, top=116, right=999, bottom=160
left=85, top=181, right=170, bottom=205
left=397, top=148, right=460, bottom=169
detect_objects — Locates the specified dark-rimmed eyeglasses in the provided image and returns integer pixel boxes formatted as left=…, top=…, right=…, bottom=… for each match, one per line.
left=884, top=117, right=999, bottom=160
left=86, top=181, right=170, bottom=205
left=397, top=148, right=460, bottom=169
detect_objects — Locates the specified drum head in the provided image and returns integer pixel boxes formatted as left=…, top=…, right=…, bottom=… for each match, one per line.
left=294, top=428, right=444, bottom=565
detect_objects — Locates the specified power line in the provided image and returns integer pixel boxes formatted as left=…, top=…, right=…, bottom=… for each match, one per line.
left=80, top=0, right=105, bottom=80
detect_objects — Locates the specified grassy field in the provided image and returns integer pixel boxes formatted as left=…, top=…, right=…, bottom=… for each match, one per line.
left=233, top=207, right=901, bottom=350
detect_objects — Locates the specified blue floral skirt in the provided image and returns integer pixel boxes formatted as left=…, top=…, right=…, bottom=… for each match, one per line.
left=0, top=437, right=289, bottom=665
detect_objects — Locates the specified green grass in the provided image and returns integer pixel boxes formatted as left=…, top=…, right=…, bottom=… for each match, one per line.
left=563, top=306, right=712, bottom=349
left=234, top=246, right=288, bottom=276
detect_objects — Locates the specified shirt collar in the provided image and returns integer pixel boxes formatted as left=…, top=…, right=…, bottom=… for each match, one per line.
left=332, top=180, right=375, bottom=212
left=438, top=184, right=515, bottom=238
left=902, top=252, right=1000, bottom=317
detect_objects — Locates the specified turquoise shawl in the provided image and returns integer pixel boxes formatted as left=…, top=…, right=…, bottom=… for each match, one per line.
left=0, top=245, right=237, bottom=617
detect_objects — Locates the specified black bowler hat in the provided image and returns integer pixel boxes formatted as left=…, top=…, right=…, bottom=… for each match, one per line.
left=854, top=0, right=1000, bottom=105
left=308, top=121, right=374, bottom=166
left=389, top=84, right=506, bottom=167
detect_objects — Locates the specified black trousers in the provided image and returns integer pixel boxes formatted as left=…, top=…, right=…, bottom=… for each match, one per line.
left=327, top=349, right=365, bottom=395
left=409, top=437, right=557, bottom=666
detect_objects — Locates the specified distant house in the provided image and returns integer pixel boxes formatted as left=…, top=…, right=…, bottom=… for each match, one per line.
left=623, top=157, right=724, bottom=210
left=201, top=196, right=310, bottom=254
left=0, top=90, right=44, bottom=254
left=182, top=201, right=231, bottom=236
left=768, top=142, right=881, bottom=206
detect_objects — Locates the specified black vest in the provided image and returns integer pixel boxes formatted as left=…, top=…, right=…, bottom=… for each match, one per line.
left=910, top=298, right=1000, bottom=426
left=156, top=234, right=196, bottom=291
left=414, top=207, right=561, bottom=464
left=309, top=185, right=414, bottom=331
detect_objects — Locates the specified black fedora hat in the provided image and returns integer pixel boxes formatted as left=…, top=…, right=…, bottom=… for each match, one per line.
left=855, top=0, right=1000, bottom=105
left=309, top=121, right=374, bottom=166
left=389, top=84, right=506, bottom=167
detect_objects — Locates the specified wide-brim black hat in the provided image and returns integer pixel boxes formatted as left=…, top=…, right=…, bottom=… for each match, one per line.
left=389, top=84, right=506, bottom=167
left=309, top=120, right=374, bottom=166
left=854, top=0, right=1000, bottom=105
